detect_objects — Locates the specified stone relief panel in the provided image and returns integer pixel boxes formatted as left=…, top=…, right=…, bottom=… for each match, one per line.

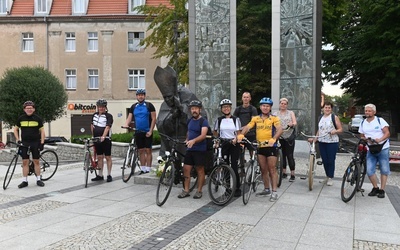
left=280, top=0, right=314, bottom=134
left=194, top=0, right=231, bottom=124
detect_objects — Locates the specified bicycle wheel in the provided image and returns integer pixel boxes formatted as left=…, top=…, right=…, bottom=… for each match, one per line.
left=358, top=160, right=367, bottom=191
left=341, top=162, right=360, bottom=202
left=39, top=150, right=59, bottom=181
left=308, top=154, right=315, bottom=191
left=242, top=161, right=255, bottom=205
left=3, top=155, right=18, bottom=190
left=276, top=148, right=283, bottom=187
left=208, top=164, right=236, bottom=206
left=84, top=151, right=91, bottom=188
left=156, top=160, right=175, bottom=206
left=122, top=147, right=136, bottom=182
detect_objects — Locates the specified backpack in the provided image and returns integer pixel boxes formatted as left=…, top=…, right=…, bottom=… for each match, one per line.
left=318, top=113, right=337, bottom=129
left=215, top=116, right=238, bottom=134
left=187, top=117, right=213, bottom=151
left=361, top=116, right=381, bottom=128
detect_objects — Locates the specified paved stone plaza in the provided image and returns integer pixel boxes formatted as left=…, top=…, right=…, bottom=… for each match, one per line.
left=0, top=140, right=400, bottom=250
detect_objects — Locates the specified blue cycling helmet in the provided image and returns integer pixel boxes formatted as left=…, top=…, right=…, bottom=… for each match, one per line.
left=136, top=89, right=146, bottom=95
left=259, top=97, right=273, bottom=106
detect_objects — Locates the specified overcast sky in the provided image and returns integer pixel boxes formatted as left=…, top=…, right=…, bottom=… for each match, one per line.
left=322, top=83, right=344, bottom=97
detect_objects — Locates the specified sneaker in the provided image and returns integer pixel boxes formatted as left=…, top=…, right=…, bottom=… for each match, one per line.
left=91, top=175, right=104, bottom=181
left=234, top=188, right=242, bottom=197
left=270, top=192, right=278, bottom=202
left=107, top=175, right=113, bottom=182
left=178, top=190, right=190, bottom=198
left=282, top=173, right=288, bottom=178
left=256, top=189, right=271, bottom=197
left=139, top=170, right=149, bottom=175
left=377, top=189, right=385, bottom=198
left=193, top=191, right=203, bottom=199
left=18, top=181, right=28, bottom=188
left=368, top=187, right=380, bottom=196
left=326, top=178, right=333, bottom=186
left=319, top=177, right=328, bottom=184
left=289, top=175, right=295, bottom=182
left=36, top=180, right=45, bottom=187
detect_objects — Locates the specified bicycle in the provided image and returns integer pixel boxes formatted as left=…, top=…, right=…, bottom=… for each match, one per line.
left=301, top=132, right=330, bottom=191
left=3, top=141, right=59, bottom=190
left=120, top=126, right=143, bottom=182
left=240, top=137, right=263, bottom=205
left=207, top=137, right=237, bottom=206
left=81, top=137, right=109, bottom=188
left=340, top=132, right=368, bottom=202
left=156, top=133, right=198, bottom=207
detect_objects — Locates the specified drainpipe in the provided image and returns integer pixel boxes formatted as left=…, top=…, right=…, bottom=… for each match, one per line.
left=44, top=15, right=51, bottom=136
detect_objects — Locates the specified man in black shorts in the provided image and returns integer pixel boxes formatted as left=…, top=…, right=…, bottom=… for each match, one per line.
left=91, top=99, right=114, bottom=182
left=13, top=101, right=45, bottom=188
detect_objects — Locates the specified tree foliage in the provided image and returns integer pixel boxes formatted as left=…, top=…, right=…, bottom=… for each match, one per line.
left=0, top=66, right=68, bottom=127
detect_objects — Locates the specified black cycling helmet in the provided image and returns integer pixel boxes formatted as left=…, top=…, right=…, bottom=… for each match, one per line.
left=188, top=100, right=202, bottom=108
left=136, top=89, right=146, bottom=95
left=259, top=97, right=273, bottom=106
left=96, top=99, right=107, bottom=106
left=23, top=100, right=35, bottom=108
left=219, top=99, right=232, bottom=108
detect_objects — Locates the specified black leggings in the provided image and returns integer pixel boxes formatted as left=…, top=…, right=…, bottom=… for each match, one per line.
left=222, top=142, right=241, bottom=188
left=279, top=139, right=295, bottom=171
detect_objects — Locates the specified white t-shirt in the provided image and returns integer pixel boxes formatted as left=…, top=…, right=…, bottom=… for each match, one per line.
left=358, top=116, right=390, bottom=149
left=213, top=117, right=241, bottom=139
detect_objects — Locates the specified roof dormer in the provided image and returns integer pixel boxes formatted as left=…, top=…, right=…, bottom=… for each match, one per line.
left=72, top=0, right=87, bottom=15
left=129, top=0, right=145, bottom=15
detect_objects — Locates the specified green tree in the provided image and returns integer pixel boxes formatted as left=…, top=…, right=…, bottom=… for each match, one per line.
left=135, top=0, right=189, bottom=84
left=0, top=66, right=68, bottom=127
left=322, top=0, right=400, bottom=132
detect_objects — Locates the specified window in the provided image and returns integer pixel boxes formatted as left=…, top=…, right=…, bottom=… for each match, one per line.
left=65, top=32, right=76, bottom=52
left=0, top=0, right=7, bottom=14
left=37, top=0, right=47, bottom=13
left=88, top=32, right=98, bottom=52
left=88, top=69, right=99, bottom=89
left=73, top=0, right=85, bottom=14
left=22, top=33, right=34, bottom=52
left=128, top=32, right=144, bottom=52
left=128, top=69, right=145, bottom=90
left=130, top=0, right=145, bottom=14
left=66, top=69, right=77, bottom=89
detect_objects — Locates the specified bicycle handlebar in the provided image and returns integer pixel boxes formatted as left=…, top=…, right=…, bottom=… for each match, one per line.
left=6, top=141, right=29, bottom=148
left=301, top=132, right=330, bottom=139
left=121, top=126, right=147, bottom=134
left=159, top=133, right=186, bottom=145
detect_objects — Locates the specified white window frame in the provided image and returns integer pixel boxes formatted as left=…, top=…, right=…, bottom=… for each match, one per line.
left=128, top=69, right=145, bottom=90
left=65, top=32, right=76, bottom=52
left=128, top=32, right=145, bottom=52
left=88, top=69, right=99, bottom=90
left=22, top=33, right=34, bottom=52
left=88, top=32, right=98, bottom=52
left=36, top=0, right=47, bottom=14
left=73, top=0, right=86, bottom=14
left=66, top=69, right=77, bottom=90
left=129, top=0, right=145, bottom=14
left=0, top=0, right=8, bottom=14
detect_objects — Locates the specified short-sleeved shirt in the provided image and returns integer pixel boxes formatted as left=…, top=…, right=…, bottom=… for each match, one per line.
left=130, top=101, right=156, bottom=132
left=233, top=105, right=258, bottom=136
left=92, top=112, right=113, bottom=137
left=187, top=117, right=209, bottom=152
left=16, top=113, right=44, bottom=142
left=358, top=116, right=390, bottom=150
left=246, top=114, right=281, bottom=147
left=213, top=117, right=241, bottom=139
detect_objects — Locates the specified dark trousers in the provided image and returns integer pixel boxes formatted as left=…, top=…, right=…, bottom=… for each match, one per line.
left=319, top=142, right=338, bottom=178
left=222, top=142, right=241, bottom=188
left=279, top=139, right=295, bottom=171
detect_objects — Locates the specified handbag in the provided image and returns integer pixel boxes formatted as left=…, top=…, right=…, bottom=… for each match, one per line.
left=368, top=140, right=387, bottom=154
left=284, top=128, right=296, bottom=142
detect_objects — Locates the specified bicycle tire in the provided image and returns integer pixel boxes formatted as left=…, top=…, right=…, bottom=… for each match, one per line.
left=208, top=164, right=236, bottom=206
left=39, top=150, right=59, bottom=181
left=156, top=160, right=175, bottom=206
left=3, top=155, right=18, bottom=190
left=84, top=151, right=90, bottom=188
left=276, top=148, right=283, bottom=187
left=122, top=147, right=136, bottom=182
left=242, top=161, right=254, bottom=205
left=358, top=160, right=367, bottom=191
left=341, top=161, right=360, bottom=202
left=308, top=154, right=315, bottom=191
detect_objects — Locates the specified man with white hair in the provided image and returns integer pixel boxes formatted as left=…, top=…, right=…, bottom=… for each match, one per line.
left=358, top=104, right=390, bottom=198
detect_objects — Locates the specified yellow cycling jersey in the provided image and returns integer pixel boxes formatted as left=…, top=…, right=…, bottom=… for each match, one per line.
left=247, top=115, right=281, bottom=146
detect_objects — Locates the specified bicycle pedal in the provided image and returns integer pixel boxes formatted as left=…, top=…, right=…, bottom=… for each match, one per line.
left=316, top=161, right=323, bottom=165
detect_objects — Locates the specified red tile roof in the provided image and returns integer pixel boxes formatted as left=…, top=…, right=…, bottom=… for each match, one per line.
left=50, top=0, right=72, bottom=16
left=87, top=0, right=128, bottom=15
left=10, top=0, right=34, bottom=16
left=147, top=0, right=172, bottom=7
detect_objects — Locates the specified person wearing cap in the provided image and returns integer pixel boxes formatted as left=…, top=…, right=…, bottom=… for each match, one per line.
left=124, top=89, right=156, bottom=174
left=238, top=97, right=283, bottom=202
left=13, top=101, right=46, bottom=188
left=91, top=99, right=114, bottom=182
left=213, top=99, right=242, bottom=197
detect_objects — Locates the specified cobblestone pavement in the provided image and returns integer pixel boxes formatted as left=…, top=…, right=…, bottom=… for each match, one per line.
left=0, top=144, right=400, bottom=250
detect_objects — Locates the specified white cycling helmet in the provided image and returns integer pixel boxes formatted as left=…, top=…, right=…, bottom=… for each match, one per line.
left=219, top=99, right=232, bottom=108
